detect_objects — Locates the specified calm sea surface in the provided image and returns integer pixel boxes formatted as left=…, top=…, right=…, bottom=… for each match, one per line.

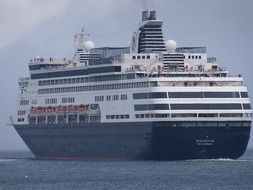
left=0, top=150, right=253, bottom=190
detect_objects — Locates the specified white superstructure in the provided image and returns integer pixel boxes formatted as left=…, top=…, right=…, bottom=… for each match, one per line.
left=12, top=11, right=252, bottom=128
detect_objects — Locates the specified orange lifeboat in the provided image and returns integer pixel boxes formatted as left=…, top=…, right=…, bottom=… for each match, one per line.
left=68, top=105, right=74, bottom=112
left=63, top=106, right=67, bottom=112
left=29, top=107, right=37, bottom=115
left=36, top=107, right=44, bottom=114
left=78, top=104, right=86, bottom=112
left=46, top=106, right=55, bottom=113
left=73, top=105, right=79, bottom=112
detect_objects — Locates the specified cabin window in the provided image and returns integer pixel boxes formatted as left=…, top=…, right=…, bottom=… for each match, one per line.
left=134, top=104, right=170, bottom=111
left=170, top=104, right=242, bottom=110
left=241, top=92, right=248, bottom=98
left=20, top=99, right=29, bottom=105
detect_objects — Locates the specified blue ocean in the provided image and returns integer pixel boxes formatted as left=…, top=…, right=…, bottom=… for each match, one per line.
left=0, top=149, right=253, bottom=190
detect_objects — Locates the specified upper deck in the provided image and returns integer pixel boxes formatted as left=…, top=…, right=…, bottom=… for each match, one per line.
left=24, top=11, right=225, bottom=81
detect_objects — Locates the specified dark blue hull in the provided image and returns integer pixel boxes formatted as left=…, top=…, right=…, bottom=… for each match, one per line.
left=152, top=124, right=251, bottom=160
left=14, top=122, right=251, bottom=160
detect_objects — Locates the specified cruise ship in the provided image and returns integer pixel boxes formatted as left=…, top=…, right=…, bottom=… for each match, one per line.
left=11, top=11, right=252, bottom=160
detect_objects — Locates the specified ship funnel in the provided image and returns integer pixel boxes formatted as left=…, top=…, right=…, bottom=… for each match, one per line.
left=142, top=11, right=149, bottom=21
left=149, top=11, right=156, bottom=20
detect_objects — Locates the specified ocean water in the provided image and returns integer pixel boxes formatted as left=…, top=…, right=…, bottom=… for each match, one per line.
left=0, top=150, right=253, bottom=190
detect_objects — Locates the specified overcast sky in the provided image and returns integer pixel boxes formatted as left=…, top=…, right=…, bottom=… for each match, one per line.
left=0, top=0, right=253, bottom=150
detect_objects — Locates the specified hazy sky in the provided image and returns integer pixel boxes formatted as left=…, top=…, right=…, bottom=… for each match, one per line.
left=0, top=0, right=253, bottom=150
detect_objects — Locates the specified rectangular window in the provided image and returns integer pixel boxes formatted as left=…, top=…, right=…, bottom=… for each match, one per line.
left=204, top=92, right=239, bottom=98
left=106, top=95, right=111, bottom=101
left=20, top=99, right=29, bottom=105
left=148, top=104, right=169, bottom=110
left=243, top=104, right=251, bottom=110
left=95, top=96, right=103, bottom=102
left=241, top=92, right=248, bottom=98
left=134, top=104, right=148, bottom=111
left=106, top=114, right=129, bottom=119
left=113, top=95, right=119, bottom=101
left=38, top=81, right=150, bottom=95
left=170, top=104, right=242, bottom=110
left=17, top=118, right=25, bottom=122
left=168, top=92, right=202, bottom=98
left=134, top=104, right=170, bottom=111
left=149, top=92, right=167, bottom=98
left=135, top=113, right=170, bottom=118
left=17, top=110, right=26, bottom=115
left=133, top=92, right=167, bottom=99
left=133, top=93, right=148, bottom=99
left=198, top=113, right=218, bottom=117
left=168, top=92, right=240, bottom=98
left=121, top=94, right=127, bottom=100
left=45, top=98, right=57, bottom=104
left=220, top=113, right=243, bottom=117
left=171, top=113, right=197, bottom=118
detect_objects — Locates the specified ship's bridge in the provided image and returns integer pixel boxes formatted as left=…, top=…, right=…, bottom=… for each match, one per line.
left=28, top=57, right=71, bottom=71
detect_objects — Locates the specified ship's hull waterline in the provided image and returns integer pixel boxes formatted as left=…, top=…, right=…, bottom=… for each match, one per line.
left=14, top=122, right=251, bottom=160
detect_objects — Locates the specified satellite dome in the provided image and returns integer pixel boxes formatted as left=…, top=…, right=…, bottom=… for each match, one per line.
left=84, top=41, right=95, bottom=51
left=166, top=40, right=177, bottom=53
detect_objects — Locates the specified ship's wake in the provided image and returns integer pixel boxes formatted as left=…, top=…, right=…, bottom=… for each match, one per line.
left=186, top=158, right=251, bottom=162
left=0, top=159, right=18, bottom=162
